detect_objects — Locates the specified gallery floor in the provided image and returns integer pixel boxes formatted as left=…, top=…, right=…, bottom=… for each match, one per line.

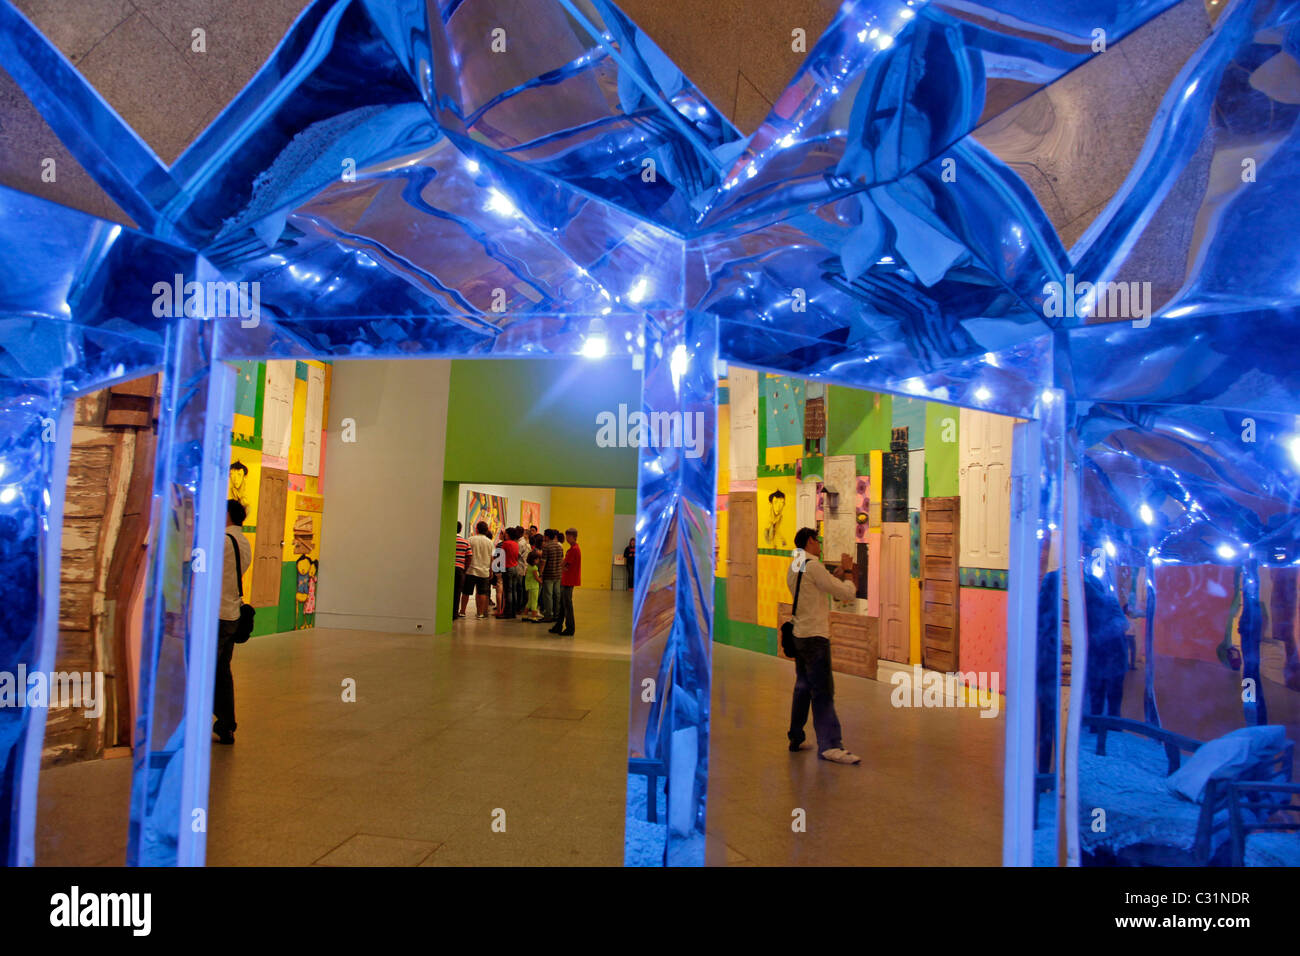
left=36, top=590, right=1002, bottom=866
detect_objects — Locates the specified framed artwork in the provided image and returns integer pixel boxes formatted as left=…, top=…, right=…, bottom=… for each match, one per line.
left=520, top=499, right=541, bottom=530
left=466, top=490, right=508, bottom=537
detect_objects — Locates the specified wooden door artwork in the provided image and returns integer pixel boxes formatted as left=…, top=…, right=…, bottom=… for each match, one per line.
left=301, top=364, right=325, bottom=476
left=726, top=491, right=758, bottom=624
left=921, top=496, right=960, bottom=672
left=880, top=522, right=911, bottom=662
left=251, top=468, right=288, bottom=607
left=959, top=407, right=1013, bottom=570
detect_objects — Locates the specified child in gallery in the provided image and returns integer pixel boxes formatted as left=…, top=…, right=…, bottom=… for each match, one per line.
left=522, top=551, right=543, bottom=621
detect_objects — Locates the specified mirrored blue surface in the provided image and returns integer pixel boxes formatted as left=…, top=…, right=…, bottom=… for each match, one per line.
left=1, top=0, right=1297, bottom=867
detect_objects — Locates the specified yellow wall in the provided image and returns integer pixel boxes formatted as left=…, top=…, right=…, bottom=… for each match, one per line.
left=716, top=393, right=729, bottom=577
left=550, top=486, right=615, bottom=590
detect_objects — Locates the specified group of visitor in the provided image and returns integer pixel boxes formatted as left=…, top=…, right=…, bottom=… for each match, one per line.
left=454, top=522, right=581, bottom=635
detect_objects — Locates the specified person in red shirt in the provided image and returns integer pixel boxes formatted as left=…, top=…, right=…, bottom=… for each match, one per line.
left=549, top=527, right=581, bottom=636
left=497, top=527, right=520, bottom=619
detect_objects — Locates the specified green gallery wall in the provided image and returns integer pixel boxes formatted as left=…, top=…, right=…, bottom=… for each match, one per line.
left=436, top=358, right=640, bottom=630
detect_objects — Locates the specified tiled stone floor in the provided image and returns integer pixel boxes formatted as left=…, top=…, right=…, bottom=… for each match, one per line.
left=36, top=589, right=1002, bottom=866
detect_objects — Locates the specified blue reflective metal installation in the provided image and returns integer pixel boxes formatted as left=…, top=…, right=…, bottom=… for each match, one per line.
left=1, top=0, right=1297, bottom=867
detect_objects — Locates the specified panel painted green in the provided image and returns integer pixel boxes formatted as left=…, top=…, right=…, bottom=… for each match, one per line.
left=763, top=375, right=805, bottom=448
left=713, top=578, right=778, bottom=656
left=252, top=361, right=265, bottom=441
left=614, top=487, right=637, bottom=514
left=437, top=481, right=459, bottom=634
left=827, top=386, right=891, bottom=455
left=924, top=402, right=960, bottom=497
left=278, top=562, right=301, bottom=633
left=443, top=358, right=640, bottom=487
left=892, top=395, right=926, bottom=448
left=249, top=562, right=300, bottom=636
left=231, top=360, right=259, bottom=418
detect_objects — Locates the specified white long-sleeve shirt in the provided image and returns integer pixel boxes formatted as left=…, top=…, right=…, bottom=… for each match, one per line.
left=220, top=525, right=253, bottom=622
left=786, top=551, right=856, bottom=639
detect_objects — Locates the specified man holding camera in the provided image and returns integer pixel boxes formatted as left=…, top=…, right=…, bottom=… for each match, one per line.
left=786, top=526, right=861, bottom=765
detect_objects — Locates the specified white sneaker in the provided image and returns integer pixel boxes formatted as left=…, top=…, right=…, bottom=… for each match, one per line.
left=819, top=748, right=861, bottom=765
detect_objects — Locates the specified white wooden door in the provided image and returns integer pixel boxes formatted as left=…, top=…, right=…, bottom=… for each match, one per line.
left=302, top=365, right=325, bottom=476
left=796, top=478, right=817, bottom=534
left=261, top=360, right=295, bottom=465
left=823, top=455, right=857, bottom=563
left=959, top=407, right=1013, bottom=570
left=728, top=367, right=758, bottom=482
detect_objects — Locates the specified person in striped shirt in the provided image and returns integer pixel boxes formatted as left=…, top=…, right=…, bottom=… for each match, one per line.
left=454, top=522, right=471, bottom=619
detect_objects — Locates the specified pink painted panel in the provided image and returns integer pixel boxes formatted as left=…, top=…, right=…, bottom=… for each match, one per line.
left=867, top=529, right=881, bottom=617
left=1153, top=565, right=1236, bottom=665
left=959, top=587, right=1007, bottom=679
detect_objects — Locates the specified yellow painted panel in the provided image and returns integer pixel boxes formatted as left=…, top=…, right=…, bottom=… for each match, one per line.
left=550, top=486, right=615, bottom=589
left=716, top=503, right=729, bottom=578
left=757, top=554, right=791, bottom=629
left=227, top=446, right=261, bottom=597
left=869, top=449, right=883, bottom=527
left=910, top=578, right=922, bottom=666
left=756, top=474, right=797, bottom=551
left=717, top=401, right=730, bottom=488
left=232, top=413, right=255, bottom=441
left=765, top=443, right=801, bottom=467
left=289, top=371, right=308, bottom=474
left=228, top=446, right=261, bottom=524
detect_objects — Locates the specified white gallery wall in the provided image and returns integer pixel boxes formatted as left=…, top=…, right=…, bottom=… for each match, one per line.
left=316, top=359, right=451, bottom=633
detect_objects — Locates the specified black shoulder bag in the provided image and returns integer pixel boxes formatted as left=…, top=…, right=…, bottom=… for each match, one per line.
left=780, top=561, right=805, bottom=659
left=228, top=533, right=256, bottom=643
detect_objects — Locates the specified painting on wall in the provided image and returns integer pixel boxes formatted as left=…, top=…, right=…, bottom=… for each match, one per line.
left=520, top=499, right=541, bottom=530
left=229, top=459, right=251, bottom=512
left=757, top=475, right=796, bottom=551
left=467, top=490, right=509, bottom=537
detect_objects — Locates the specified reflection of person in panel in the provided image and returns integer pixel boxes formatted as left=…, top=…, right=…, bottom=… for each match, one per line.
left=1083, top=573, right=1130, bottom=718
left=787, top=527, right=860, bottom=764
left=216, top=499, right=251, bottom=745
left=1036, top=569, right=1061, bottom=775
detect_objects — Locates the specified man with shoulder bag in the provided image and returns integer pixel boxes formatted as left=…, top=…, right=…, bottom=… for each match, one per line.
left=783, top=526, right=861, bottom=765
left=216, top=498, right=254, bottom=745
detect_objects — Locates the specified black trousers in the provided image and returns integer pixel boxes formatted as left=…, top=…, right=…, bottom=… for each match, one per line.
left=214, top=619, right=238, bottom=736
left=625, top=558, right=634, bottom=590
left=453, top=567, right=465, bottom=614
left=788, top=635, right=842, bottom=752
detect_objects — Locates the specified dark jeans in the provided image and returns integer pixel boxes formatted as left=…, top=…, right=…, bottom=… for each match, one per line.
left=214, top=619, right=238, bottom=736
left=626, top=558, right=634, bottom=590
left=788, top=635, right=842, bottom=752
left=514, top=571, right=526, bottom=616
left=553, top=585, right=575, bottom=633
left=500, top=573, right=515, bottom=617
left=541, top=579, right=560, bottom=620
left=453, top=567, right=464, bottom=615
